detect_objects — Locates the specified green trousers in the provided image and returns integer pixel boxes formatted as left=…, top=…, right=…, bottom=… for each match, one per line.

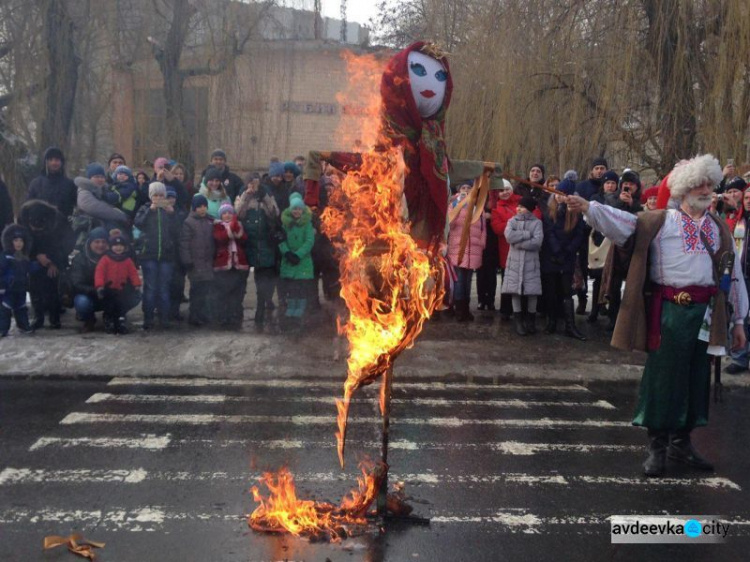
left=632, top=301, right=711, bottom=431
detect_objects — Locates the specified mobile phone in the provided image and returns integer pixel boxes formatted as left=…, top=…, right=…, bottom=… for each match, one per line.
left=728, top=159, right=735, bottom=166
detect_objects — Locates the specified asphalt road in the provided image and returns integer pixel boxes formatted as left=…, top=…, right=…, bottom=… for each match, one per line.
left=1, top=374, right=750, bottom=561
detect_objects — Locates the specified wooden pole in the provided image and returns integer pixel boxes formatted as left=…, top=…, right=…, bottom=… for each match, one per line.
left=377, top=366, right=394, bottom=516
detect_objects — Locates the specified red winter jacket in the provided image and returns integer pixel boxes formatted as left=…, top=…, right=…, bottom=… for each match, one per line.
left=213, top=218, right=249, bottom=271
left=490, top=194, right=521, bottom=269
left=95, top=254, right=141, bottom=290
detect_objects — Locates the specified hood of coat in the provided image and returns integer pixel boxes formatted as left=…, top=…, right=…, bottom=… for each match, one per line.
left=41, top=146, right=66, bottom=177
left=18, top=199, right=65, bottom=234
left=1, top=223, right=31, bottom=254
left=281, top=206, right=312, bottom=228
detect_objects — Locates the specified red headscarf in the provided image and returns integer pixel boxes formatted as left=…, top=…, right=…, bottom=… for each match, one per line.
left=381, top=42, right=453, bottom=245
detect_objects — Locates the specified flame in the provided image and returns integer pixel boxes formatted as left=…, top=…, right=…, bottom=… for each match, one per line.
left=325, top=53, right=444, bottom=468
left=248, top=460, right=385, bottom=542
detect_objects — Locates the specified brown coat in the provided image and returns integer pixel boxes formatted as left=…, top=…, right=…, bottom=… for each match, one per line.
left=608, top=210, right=732, bottom=352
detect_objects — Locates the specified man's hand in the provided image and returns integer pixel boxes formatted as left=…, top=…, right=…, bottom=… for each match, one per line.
left=47, top=264, right=59, bottom=278
left=566, top=195, right=589, bottom=213
left=619, top=191, right=633, bottom=205
left=37, top=253, right=51, bottom=268
left=731, top=323, right=746, bottom=352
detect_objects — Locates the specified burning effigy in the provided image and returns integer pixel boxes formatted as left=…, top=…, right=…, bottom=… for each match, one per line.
left=249, top=42, right=452, bottom=540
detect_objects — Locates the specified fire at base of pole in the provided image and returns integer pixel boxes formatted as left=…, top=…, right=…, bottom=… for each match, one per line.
left=248, top=460, right=423, bottom=542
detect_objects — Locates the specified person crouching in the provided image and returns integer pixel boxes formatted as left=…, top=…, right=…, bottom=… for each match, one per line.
left=94, top=235, right=141, bottom=334
left=213, top=203, right=249, bottom=329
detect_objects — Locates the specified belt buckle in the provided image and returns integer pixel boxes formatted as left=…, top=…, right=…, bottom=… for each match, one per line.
left=674, top=291, right=692, bottom=306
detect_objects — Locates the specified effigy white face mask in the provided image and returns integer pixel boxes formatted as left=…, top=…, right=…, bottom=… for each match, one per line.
left=407, top=51, right=448, bottom=119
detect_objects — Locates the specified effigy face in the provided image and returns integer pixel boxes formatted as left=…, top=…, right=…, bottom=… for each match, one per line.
left=407, top=51, right=448, bottom=119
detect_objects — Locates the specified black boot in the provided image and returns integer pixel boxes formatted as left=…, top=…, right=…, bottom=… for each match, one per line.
left=575, top=295, right=587, bottom=315
left=644, top=429, right=668, bottom=477
left=544, top=314, right=556, bottom=334
left=563, top=298, right=587, bottom=341
left=668, top=430, right=714, bottom=471
left=455, top=300, right=474, bottom=323
left=103, top=315, right=116, bottom=334
left=0, top=306, right=10, bottom=336
left=116, top=317, right=129, bottom=335
left=15, top=307, right=33, bottom=333
left=514, top=312, right=527, bottom=336
left=525, top=312, right=537, bottom=335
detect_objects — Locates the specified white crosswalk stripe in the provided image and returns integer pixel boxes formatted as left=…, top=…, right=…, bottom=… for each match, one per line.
left=11, top=375, right=742, bottom=541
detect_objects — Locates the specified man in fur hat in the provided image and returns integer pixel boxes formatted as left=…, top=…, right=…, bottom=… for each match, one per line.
left=567, top=154, right=749, bottom=477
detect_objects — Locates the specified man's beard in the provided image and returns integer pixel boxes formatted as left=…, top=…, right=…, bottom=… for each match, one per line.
left=685, top=194, right=712, bottom=212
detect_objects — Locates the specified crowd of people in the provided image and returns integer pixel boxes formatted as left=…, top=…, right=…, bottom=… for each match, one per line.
left=1, top=147, right=749, bottom=367
left=444, top=157, right=750, bottom=358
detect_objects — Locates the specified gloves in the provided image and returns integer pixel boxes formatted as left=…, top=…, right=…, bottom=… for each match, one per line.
left=271, top=229, right=287, bottom=244
left=96, top=287, right=105, bottom=300
left=285, top=251, right=301, bottom=266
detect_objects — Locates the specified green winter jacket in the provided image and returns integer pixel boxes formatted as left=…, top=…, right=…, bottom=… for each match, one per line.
left=240, top=190, right=279, bottom=269
left=279, top=207, right=315, bottom=280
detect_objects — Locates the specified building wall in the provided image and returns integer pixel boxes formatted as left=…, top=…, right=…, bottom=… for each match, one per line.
left=119, top=41, right=391, bottom=175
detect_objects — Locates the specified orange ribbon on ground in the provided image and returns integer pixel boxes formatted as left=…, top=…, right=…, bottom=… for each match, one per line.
left=43, top=534, right=105, bottom=560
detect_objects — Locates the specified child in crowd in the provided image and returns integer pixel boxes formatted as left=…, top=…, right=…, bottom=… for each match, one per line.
left=279, top=193, right=315, bottom=331
left=491, top=179, right=520, bottom=321
left=134, top=181, right=178, bottom=330
left=95, top=235, right=141, bottom=334
left=447, top=181, right=486, bottom=321
left=0, top=224, right=37, bottom=336
left=502, top=196, right=543, bottom=336
left=236, top=173, right=280, bottom=331
left=110, top=165, right=139, bottom=218
left=179, top=195, right=215, bottom=327
left=213, top=203, right=249, bottom=329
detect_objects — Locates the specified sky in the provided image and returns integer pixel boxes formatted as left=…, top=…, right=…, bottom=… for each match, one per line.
left=321, top=1, right=380, bottom=26
left=280, top=1, right=381, bottom=27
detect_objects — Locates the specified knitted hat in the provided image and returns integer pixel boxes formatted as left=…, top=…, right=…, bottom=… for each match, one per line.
left=114, top=165, right=133, bottom=179
left=529, top=163, right=545, bottom=177
left=668, top=154, right=723, bottom=199
left=218, top=203, right=235, bottom=217
left=166, top=188, right=177, bottom=199
left=283, top=161, right=301, bottom=177
left=602, top=170, right=619, bottom=184
left=85, top=163, right=105, bottom=179
left=500, top=179, right=513, bottom=191
left=269, top=161, right=285, bottom=178
left=557, top=178, right=576, bottom=195
left=591, top=157, right=608, bottom=169
left=289, top=193, right=305, bottom=210
left=149, top=181, right=167, bottom=198
left=210, top=149, right=227, bottom=160
left=204, top=167, right=223, bottom=182
left=244, top=171, right=261, bottom=184
left=87, top=227, right=108, bottom=243
left=519, top=196, right=537, bottom=213
left=563, top=169, right=578, bottom=182
left=192, top=194, right=208, bottom=210
left=109, top=235, right=127, bottom=247
left=724, top=176, right=748, bottom=193
left=44, top=147, right=64, bottom=162
left=108, top=153, right=126, bottom=165
left=640, top=186, right=659, bottom=203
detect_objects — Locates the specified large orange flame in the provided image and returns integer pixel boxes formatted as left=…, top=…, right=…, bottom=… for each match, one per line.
left=324, top=52, right=443, bottom=468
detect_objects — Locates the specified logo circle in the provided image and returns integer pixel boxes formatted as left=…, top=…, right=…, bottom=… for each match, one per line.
left=684, top=519, right=702, bottom=538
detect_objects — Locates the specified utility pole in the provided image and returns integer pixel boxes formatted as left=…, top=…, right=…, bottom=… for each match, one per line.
left=314, top=0, right=320, bottom=40
left=340, top=0, right=347, bottom=43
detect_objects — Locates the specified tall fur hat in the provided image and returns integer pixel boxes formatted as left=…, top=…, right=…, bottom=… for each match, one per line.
left=668, top=154, right=723, bottom=199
